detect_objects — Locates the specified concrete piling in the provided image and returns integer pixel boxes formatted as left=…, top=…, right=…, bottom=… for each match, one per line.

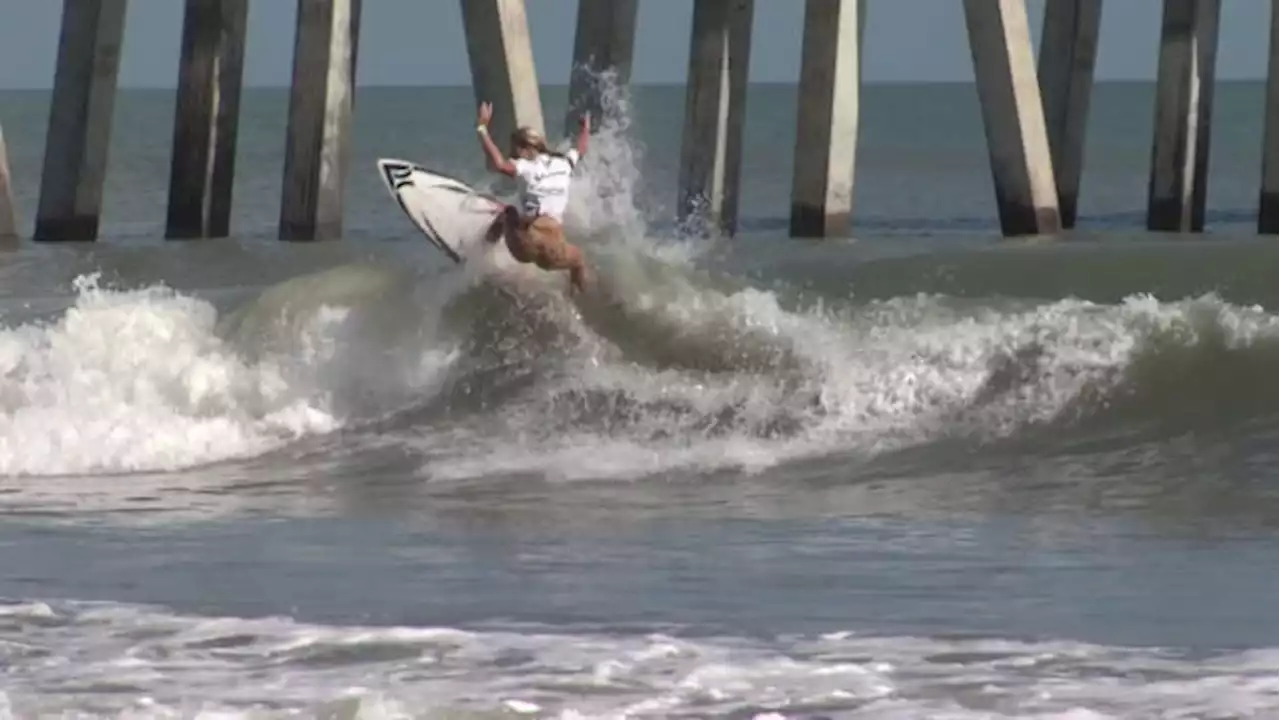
left=1146, top=0, right=1220, bottom=233
left=34, top=0, right=128, bottom=242
left=677, top=0, right=754, bottom=235
left=565, top=0, right=637, bottom=136
left=1259, top=2, right=1277, bottom=235
left=461, top=0, right=545, bottom=148
left=0, top=126, right=16, bottom=240
left=962, top=0, right=1062, bottom=237
left=1037, top=0, right=1101, bottom=229
left=278, top=0, right=361, bottom=241
left=789, top=0, right=864, bottom=238
left=165, top=0, right=246, bottom=239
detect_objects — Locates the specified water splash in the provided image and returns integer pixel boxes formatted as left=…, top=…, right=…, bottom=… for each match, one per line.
left=557, top=68, right=704, bottom=265
left=563, top=70, right=644, bottom=234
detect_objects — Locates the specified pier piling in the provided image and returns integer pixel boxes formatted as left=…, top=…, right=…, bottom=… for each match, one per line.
left=789, top=0, right=865, bottom=238
left=566, top=0, right=637, bottom=136
left=166, top=0, right=246, bottom=240
left=0, top=126, right=16, bottom=240
left=1260, top=2, right=1277, bottom=235
left=278, top=0, right=361, bottom=241
left=963, top=0, right=1062, bottom=236
left=10, top=0, right=1276, bottom=245
left=1146, top=0, right=1220, bottom=233
left=1037, top=0, right=1101, bottom=230
left=461, top=0, right=545, bottom=148
left=34, top=0, right=128, bottom=242
left=677, top=0, right=754, bottom=235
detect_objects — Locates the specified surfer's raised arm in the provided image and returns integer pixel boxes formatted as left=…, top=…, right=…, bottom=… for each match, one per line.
left=475, top=102, right=517, bottom=177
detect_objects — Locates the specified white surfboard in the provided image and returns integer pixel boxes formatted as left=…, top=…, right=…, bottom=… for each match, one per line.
left=376, top=158, right=505, bottom=264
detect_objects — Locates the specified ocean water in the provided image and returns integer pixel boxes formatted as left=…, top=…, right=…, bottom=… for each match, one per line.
left=0, top=80, right=1275, bottom=719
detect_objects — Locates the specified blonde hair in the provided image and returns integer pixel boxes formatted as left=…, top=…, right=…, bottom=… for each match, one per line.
left=511, top=126, right=563, bottom=158
left=517, top=128, right=547, bottom=151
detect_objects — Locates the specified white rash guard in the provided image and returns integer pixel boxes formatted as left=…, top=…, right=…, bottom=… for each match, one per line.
left=512, top=148, right=580, bottom=222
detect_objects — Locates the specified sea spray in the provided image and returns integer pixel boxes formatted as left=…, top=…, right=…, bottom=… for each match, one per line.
left=556, top=69, right=706, bottom=265
left=562, top=69, right=648, bottom=238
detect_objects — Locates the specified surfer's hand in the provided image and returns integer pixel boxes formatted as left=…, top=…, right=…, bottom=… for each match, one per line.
left=477, top=102, right=493, bottom=127
left=578, top=112, right=591, bottom=132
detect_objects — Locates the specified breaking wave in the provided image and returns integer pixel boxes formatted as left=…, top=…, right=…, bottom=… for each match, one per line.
left=0, top=260, right=1272, bottom=481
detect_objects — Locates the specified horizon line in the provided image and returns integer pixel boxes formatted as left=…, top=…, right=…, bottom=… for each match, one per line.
left=0, top=76, right=1268, bottom=92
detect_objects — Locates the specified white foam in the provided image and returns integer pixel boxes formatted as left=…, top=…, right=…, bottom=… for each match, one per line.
left=0, top=275, right=348, bottom=477
left=0, top=600, right=1274, bottom=719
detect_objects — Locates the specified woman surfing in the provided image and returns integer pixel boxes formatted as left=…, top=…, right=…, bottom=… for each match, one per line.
left=475, top=102, right=593, bottom=295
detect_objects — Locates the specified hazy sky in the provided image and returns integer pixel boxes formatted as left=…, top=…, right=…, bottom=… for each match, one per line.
left=0, top=0, right=1271, bottom=89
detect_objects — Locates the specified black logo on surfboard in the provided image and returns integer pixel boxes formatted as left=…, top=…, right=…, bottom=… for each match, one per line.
left=387, top=164, right=414, bottom=190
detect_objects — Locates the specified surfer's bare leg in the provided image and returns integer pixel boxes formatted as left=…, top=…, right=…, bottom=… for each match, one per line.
left=550, top=239, right=589, bottom=295
left=527, top=216, right=590, bottom=294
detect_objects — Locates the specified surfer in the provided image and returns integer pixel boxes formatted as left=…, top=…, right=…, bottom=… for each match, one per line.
left=475, top=101, right=592, bottom=294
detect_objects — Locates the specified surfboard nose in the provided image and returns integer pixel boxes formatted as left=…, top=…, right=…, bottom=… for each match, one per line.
left=377, top=159, right=414, bottom=191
